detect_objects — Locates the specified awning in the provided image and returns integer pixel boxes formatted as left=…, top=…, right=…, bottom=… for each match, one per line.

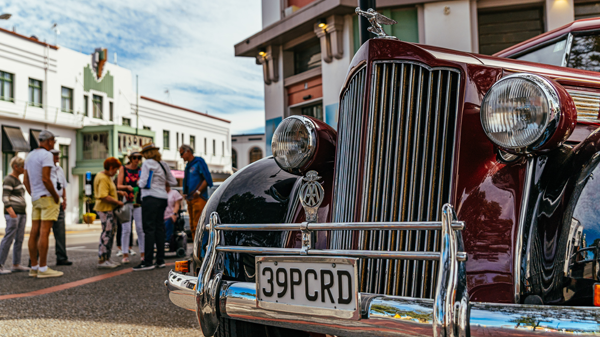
left=30, top=129, right=41, bottom=151
left=171, top=170, right=185, bottom=179
left=2, top=126, right=30, bottom=153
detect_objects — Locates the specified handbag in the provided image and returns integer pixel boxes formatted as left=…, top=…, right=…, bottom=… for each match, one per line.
left=114, top=200, right=131, bottom=223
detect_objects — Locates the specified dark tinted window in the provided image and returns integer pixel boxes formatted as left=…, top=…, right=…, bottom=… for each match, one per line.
left=568, top=34, right=600, bottom=72
left=294, top=40, right=321, bottom=74
left=516, top=38, right=566, bottom=66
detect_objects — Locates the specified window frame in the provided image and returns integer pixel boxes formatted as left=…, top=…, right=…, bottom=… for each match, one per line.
left=28, top=78, right=43, bottom=107
left=83, top=95, right=89, bottom=116
left=109, top=101, right=114, bottom=121
left=190, top=135, right=196, bottom=151
left=122, top=117, right=131, bottom=127
left=92, top=94, right=103, bottom=119
left=0, top=71, right=14, bottom=102
left=59, top=144, right=69, bottom=182
left=212, top=139, right=216, bottom=156
left=61, top=86, right=74, bottom=113
left=163, top=130, right=170, bottom=150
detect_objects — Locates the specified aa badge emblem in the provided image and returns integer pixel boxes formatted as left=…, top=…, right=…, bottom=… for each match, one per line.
left=299, top=170, right=324, bottom=223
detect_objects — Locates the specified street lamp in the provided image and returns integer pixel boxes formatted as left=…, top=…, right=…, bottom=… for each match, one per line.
left=0, top=13, right=11, bottom=20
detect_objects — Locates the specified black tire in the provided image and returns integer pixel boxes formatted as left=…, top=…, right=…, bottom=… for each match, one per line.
left=215, top=317, right=310, bottom=337
left=176, top=247, right=186, bottom=258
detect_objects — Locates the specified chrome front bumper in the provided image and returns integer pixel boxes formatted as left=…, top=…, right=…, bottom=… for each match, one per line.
left=165, top=204, right=600, bottom=336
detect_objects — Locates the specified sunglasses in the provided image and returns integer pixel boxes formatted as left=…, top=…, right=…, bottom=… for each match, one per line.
left=131, top=156, right=142, bottom=160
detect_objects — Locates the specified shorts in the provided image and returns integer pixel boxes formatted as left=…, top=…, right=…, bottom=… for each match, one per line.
left=32, top=196, right=60, bottom=221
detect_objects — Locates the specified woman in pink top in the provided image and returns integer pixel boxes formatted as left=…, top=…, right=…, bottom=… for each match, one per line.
left=164, top=185, right=182, bottom=243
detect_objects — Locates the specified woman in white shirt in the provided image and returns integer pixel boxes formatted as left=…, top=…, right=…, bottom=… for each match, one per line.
left=133, top=143, right=176, bottom=271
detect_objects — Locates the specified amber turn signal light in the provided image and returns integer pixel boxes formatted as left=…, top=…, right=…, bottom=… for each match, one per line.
left=594, top=284, right=600, bottom=306
left=175, top=260, right=190, bottom=274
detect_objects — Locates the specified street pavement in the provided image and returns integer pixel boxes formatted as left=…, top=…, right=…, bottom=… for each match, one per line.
left=0, top=229, right=201, bottom=336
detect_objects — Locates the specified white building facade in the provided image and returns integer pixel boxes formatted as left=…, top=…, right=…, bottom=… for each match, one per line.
left=0, top=27, right=232, bottom=229
left=231, top=133, right=266, bottom=170
left=237, top=0, right=590, bottom=153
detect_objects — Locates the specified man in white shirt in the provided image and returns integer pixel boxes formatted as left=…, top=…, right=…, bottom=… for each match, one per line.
left=50, top=149, right=71, bottom=266
left=23, top=130, right=63, bottom=278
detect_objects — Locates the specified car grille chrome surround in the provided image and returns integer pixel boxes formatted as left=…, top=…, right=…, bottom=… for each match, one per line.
left=332, top=61, right=461, bottom=299
left=567, top=89, right=600, bottom=122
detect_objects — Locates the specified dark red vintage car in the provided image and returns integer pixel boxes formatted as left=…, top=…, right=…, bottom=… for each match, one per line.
left=166, top=14, right=600, bottom=337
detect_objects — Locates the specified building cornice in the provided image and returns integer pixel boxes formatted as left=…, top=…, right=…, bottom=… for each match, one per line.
left=234, top=0, right=356, bottom=57
left=0, top=27, right=59, bottom=50
left=140, top=96, right=231, bottom=124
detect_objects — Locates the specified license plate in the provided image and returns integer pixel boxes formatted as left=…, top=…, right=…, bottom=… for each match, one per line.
left=256, top=256, right=359, bottom=320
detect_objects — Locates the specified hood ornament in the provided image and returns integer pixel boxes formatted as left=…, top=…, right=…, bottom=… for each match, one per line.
left=355, top=7, right=398, bottom=39
left=299, top=170, right=324, bottom=223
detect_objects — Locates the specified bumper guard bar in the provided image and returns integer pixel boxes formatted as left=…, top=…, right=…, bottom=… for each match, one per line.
left=165, top=204, right=600, bottom=336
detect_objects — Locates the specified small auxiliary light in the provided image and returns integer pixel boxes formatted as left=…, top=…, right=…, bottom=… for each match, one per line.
left=318, top=18, right=327, bottom=28
left=258, top=48, right=267, bottom=57
left=175, top=260, right=190, bottom=274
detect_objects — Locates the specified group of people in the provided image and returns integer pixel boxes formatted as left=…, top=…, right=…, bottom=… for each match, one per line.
left=93, top=142, right=212, bottom=271
left=0, top=130, right=71, bottom=277
left=0, top=130, right=213, bottom=278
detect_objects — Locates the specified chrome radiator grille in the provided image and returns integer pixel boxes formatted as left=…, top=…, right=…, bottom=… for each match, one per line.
left=332, top=61, right=461, bottom=299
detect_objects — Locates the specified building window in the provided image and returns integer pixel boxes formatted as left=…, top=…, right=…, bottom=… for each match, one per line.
left=250, top=147, right=263, bottom=163
left=143, top=126, right=151, bottom=130
left=176, top=132, right=179, bottom=149
left=84, top=95, right=89, bottom=116
left=0, top=71, right=14, bottom=102
left=3, top=152, right=14, bottom=176
left=28, top=78, right=43, bottom=107
left=163, top=130, right=170, bottom=149
left=92, top=94, right=103, bottom=119
left=222, top=141, right=224, bottom=157
left=301, top=103, right=323, bottom=121
left=294, top=40, right=321, bottom=75
left=82, top=132, right=109, bottom=160
left=181, top=133, right=184, bottom=148
left=190, top=135, right=196, bottom=151
left=204, top=138, right=207, bottom=155
left=122, top=118, right=131, bottom=126
left=212, top=139, right=216, bottom=156
left=109, top=102, right=114, bottom=121
left=60, top=145, right=69, bottom=182
left=60, top=87, right=73, bottom=113
left=232, top=149, right=237, bottom=169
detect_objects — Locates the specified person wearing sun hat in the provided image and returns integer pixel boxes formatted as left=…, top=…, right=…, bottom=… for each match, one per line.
left=116, top=150, right=144, bottom=264
left=133, top=142, right=177, bottom=271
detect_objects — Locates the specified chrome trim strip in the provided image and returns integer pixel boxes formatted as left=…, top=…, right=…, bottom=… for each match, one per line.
left=215, top=221, right=465, bottom=231
left=514, top=157, right=534, bottom=304
left=562, top=33, right=573, bottom=67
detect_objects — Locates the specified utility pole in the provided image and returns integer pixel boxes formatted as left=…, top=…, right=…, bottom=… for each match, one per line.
left=136, top=75, right=139, bottom=136
left=358, top=0, right=376, bottom=45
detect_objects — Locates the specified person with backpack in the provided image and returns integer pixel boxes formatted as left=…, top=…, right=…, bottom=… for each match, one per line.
left=133, top=143, right=176, bottom=271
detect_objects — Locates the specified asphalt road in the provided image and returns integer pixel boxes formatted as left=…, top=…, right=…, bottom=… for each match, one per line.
left=0, top=230, right=201, bottom=336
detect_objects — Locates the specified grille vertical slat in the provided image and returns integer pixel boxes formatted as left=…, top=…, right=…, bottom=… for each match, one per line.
left=333, top=61, right=460, bottom=299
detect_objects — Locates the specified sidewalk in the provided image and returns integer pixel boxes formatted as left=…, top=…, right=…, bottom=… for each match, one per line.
left=0, top=221, right=102, bottom=236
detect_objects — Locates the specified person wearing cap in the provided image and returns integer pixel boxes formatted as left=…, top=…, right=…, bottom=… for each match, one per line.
left=0, top=157, right=29, bottom=275
left=179, top=144, right=213, bottom=242
left=23, top=130, right=63, bottom=278
left=50, top=149, right=71, bottom=266
left=116, top=151, right=144, bottom=264
left=133, top=143, right=176, bottom=271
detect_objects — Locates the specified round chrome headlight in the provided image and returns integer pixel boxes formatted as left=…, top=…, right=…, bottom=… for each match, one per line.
left=481, top=73, right=561, bottom=151
left=272, top=116, right=317, bottom=171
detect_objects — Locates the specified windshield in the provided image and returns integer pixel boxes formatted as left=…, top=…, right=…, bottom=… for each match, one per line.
left=515, top=38, right=567, bottom=66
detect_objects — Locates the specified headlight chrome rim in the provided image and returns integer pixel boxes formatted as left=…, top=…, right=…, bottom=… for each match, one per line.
left=481, top=73, right=561, bottom=153
left=271, top=115, right=317, bottom=172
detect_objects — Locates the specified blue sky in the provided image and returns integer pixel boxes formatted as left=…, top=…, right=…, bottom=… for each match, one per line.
left=0, top=0, right=265, bottom=134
